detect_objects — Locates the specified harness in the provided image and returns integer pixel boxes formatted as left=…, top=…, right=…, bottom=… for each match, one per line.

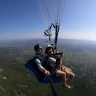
left=25, top=54, right=61, bottom=83
left=25, top=54, right=46, bottom=80
left=43, top=55, right=60, bottom=72
left=44, top=23, right=60, bottom=49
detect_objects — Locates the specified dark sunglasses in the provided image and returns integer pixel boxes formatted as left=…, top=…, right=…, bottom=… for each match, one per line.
left=36, top=48, right=42, bottom=51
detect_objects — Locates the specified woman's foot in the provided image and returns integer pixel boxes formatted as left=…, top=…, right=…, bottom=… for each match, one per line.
left=65, top=84, right=71, bottom=89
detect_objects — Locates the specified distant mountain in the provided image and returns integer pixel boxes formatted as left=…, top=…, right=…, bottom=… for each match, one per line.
left=0, top=39, right=96, bottom=52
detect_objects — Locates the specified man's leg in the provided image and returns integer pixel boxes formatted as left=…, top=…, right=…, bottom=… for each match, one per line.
left=61, top=65, right=72, bottom=72
left=61, top=65, right=75, bottom=85
left=65, top=69, right=75, bottom=85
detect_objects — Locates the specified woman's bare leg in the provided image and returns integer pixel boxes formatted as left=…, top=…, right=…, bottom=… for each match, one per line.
left=55, top=69, right=66, bottom=85
left=55, top=69, right=71, bottom=89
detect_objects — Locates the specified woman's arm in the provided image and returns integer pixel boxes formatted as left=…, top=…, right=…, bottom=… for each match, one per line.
left=56, top=53, right=64, bottom=70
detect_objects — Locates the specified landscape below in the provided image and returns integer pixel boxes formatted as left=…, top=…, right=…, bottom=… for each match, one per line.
left=0, top=39, right=96, bottom=96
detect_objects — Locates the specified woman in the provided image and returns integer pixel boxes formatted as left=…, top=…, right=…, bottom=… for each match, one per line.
left=44, top=44, right=71, bottom=89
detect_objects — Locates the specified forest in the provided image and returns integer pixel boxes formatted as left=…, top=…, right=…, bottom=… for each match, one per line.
left=0, top=39, right=96, bottom=96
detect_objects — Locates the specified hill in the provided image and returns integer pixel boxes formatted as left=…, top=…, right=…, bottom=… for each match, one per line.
left=0, top=39, right=96, bottom=96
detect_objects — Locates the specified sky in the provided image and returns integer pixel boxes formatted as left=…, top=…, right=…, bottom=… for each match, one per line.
left=0, top=0, right=96, bottom=41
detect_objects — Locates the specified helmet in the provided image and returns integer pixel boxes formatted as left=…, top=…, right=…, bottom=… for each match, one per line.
left=46, top=44, right=53, bottom=49
left=34, top=44, right=42, bottom=51
left=45, top=44, right=53, bottom=54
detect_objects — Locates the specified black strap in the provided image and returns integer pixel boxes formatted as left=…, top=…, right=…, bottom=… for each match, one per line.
left=54, top=24, right=60, bottom=49
left=47, top=76, right=59, bottom=96
left=44, top=23, right=55, bottom=42
left=44, top=23, right=60, bottom=50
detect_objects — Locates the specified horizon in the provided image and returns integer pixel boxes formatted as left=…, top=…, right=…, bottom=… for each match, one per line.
left=0, top=38, right=96, bottom=43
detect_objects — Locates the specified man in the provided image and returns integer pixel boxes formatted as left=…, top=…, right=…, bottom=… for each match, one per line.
left=31, top=44, right=50, bottom=79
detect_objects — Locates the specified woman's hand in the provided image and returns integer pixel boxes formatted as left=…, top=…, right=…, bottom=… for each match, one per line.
left=56, top=48, right=58, bottom=53
left=60, top=53, right=64, bottom=58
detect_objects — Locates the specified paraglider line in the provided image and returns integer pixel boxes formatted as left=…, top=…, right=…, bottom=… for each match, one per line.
left=42, top=0, right=52, bottom=23
left=60, top=0, right=66, bottom=25
left=47, top=76, right=59, bottom=96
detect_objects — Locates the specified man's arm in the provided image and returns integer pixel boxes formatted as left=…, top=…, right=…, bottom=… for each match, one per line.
left=35, top=59, right=50, bottom=76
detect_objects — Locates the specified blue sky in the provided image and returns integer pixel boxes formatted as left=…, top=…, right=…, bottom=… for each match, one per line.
left=0, top=0, right=96, bottom=41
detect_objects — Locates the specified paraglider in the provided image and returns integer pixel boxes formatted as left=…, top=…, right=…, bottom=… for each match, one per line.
left=25, top=44, right=62, bottom=83
left=25, top=0, right=75, bottom=96
left=25, top=44, right=62, bottom=96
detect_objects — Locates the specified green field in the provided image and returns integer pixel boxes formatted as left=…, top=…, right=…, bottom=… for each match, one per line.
left=0, top=39, right=96, bottom=96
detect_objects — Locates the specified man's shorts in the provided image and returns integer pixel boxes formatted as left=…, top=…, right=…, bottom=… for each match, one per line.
left=61, top=65, right=75, bottom=78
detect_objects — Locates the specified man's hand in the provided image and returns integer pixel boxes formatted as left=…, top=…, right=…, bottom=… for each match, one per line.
left=44, top=70, right=50, bottom=76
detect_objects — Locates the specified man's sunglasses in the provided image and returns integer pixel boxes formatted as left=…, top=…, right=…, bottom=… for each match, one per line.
left=36, top=48, right=42, bottom=51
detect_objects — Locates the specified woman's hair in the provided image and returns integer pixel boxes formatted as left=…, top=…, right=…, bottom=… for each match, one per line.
left=45, top=47, right=54, bottom=54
